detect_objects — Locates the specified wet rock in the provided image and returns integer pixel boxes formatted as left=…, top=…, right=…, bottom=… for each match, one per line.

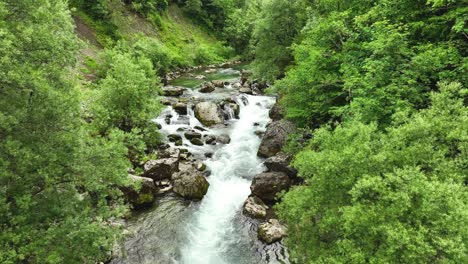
left=255, top=130, right=265, bottom=137
left=184, top=131, right=202, bottom=140
left=173, top=102, right=187, bottom=115
left=257, top=120, right=295, bottom=158
left=226, top=103, right=240, bottom=117
left=258, top=219, right=287, bottom=244
left=204, top=135, right=217, bottom=145
left=194, top=102, right=224, bottom=126
left=162, top=86, right=185, bottom=97
left=250, top=172, right=291, bottom=203
left=155, top=122, right=162, bottom=129
left=175, top=139, right=183, bottom=146
left=264, top=153, right=297, bottom=178
left=190, top=138, right=204, bottom=146
left=243, top=196, right=269, bottom=219
left=199, top=82, right=216, bottom=93
left=253, top=122, right=260, bottom=126
left=216, top=134, right=231, bottom=144
left=194, top=125, right=207, bottom=132
left=167, top=134, right=182, bottom=142
left=121, top=175, right=157, bottom=207
left=239, top=87, right=253, bottom=94
left=172, top=168, right=209, bottom=200
left=212, top=80, right=225, bottom=88
left=196, top=162, right=207, bottom=171
left=205, top=152, right=213, bottom=158
left=144, top=158, right=179, bottom=180
left=269, top=103, right=285, bottom=121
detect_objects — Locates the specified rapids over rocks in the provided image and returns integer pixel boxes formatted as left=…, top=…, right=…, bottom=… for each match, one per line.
left=111, top=66, right=289, bottom=264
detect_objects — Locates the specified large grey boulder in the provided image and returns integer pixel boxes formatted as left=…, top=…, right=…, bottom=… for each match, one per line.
left=172, top=167, right=209, bottom=200
left=264, top=153, right=297, bottom=178
left=144, top=158, right=179, bottom=180
left=212, top=80, right=226, bottom=88
left=250, top=172, right=291, bottom=203
left=243, top=196, right=269, bottom=219
left=257, top=120, right=295, bottom=158
left=258, top=219, right=287, bottom=244
left=194, top=102, right=224, bottom=126
left=216, top=134, right=231, bottom=144
left=162, top=86, right=185, bottom=96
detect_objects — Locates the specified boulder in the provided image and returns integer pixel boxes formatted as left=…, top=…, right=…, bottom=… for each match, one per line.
left=257, top=120, right=295, bottom=158
left=199, top=82, right=216, bottom=93
left=121, top=175, right=157, bottom=207
left=167, top=134, right=182, bottom=142
left=240, top=70, right=253, bottom=85
left=190, top=138, right=204, bottom=146
left=162, top=86, right=185, bottom=97
left=144, top=158, right=179, bottom=180
left=232, top=82, right=242, bottom=89
left=172, top=168, right=210, bottom=200
left=216, top=134, right=231, bottom=144
left=269, top=103, right=285, bottom=121
left=258, top=219, right=287, bottom=244
left=173, top=102, right=187, bottom=115
left=212, top=80, right=225, bottom=88
left=239, top=87, right=253, bottom=94
left=204, top=135, right=217, bottom=145
left=264, top=153, right=297, bottom=178
left=184, top=131, right=202, bottom=140
left=157, top=148, right=180, bottom=159
left=194, top=102, right=224, bottom=126
left=250, top=172, right=291, bottom=203
left=243, top=196, right=269, bottom=219
left=196, top=162, right=207, bottom=171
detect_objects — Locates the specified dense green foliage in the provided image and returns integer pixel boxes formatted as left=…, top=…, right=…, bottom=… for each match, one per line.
left=0, top=1, right=132, bottom=262
left=278, top=82, right=467, bottom=263
left=249, top=0, right=468, bottom=263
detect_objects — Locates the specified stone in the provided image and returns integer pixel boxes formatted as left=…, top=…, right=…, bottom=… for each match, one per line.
left=257, top=120, right=295, bottom=158
left=240, top=70, right=253, bottom=85
left=167, top=134, right=182, bottom=142
left=239, top=87, right=253, bottom=94
left=184, top=131, right=202, bottom=140
left=255, top=130, right=265, bottom=137
left=194, top=125, right=207, bottom=132
left=216, top=134, right=231, bottom=144
left=199, top=81, right=216, bottom=93
left=120, top=175, right=157, bottom=207
left=144, top=158, right=179, bottom=180
left=258, top=219, right=287, bottom=244
left=194, top=102, right=224, bottom=126
left=162, top=86, right=185, bottom=96
left=195, top=75, right=205, bottom=80
left=196, top=162, right=207, bottom=171
left=173, top=102, right=187, bottom=115
left=204, top=135, right=217, bottom=145
left=232, top=82, right=242, bottom=89
left=212, top=80, right=225, bottom=88
left=269, top=103, right=285, bottom=121
left=243, top=196, right=268, bottom=219
left=190, top=138, right=204, bottom=146
left=264, top=153, right=297, bottom=178
left=172, top=168, right=210, bottom=200
left=250, top=172, right=291, bottom=203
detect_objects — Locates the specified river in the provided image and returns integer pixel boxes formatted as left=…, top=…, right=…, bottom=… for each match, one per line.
left=111, top=66, right=289, bottom=264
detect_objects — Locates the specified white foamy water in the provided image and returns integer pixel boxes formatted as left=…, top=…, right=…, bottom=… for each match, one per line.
left=180, top=95, right=275, bottom=264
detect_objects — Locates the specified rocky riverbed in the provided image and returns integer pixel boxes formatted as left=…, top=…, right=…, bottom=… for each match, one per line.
left=112, top=65, right=295, bottom=264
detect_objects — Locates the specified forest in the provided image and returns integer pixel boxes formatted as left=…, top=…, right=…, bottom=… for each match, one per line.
left=0, top=0, right=466, bottom=263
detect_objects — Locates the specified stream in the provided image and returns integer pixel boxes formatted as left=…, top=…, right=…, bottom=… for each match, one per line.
left=111, top=66, right=289, bottom=264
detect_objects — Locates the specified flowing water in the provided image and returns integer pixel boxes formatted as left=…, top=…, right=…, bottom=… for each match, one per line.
left=112, top=67, right=289, bottom=264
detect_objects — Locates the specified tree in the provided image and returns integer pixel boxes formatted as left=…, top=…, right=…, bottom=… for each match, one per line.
left=0, top=1, right=130, bottom=262
left=278, top=82, right=468, bottom=263
left=251, top=0, right=308, bottom=82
